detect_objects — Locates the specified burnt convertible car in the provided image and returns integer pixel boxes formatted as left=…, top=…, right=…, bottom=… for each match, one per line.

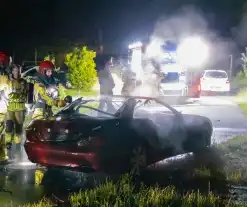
left=25, top=96, right=213, bottom=174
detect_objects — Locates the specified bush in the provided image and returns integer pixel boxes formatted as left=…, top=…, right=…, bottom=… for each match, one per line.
left=65, top=46, right=97, bottom=91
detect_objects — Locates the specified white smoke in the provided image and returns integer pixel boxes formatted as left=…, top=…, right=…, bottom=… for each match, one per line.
left=150, top=5, right=237, bottom=70
left=151, top=6, right=212, bottom=43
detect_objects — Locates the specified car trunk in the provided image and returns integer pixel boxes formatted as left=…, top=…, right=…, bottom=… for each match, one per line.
left=25, top=117, right=119, bottom=143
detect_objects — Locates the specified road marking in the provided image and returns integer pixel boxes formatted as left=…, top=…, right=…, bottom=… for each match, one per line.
left=199, top=97, right=235, bottom=105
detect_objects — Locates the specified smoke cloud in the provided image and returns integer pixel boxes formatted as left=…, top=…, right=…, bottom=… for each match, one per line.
left=150, top=5, right=238, bottom=70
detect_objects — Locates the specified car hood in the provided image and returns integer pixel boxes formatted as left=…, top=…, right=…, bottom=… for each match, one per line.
left=181, top=113, right=212, bottom=128
left=133, top=109, right=212, bottom=152
left=134, top=108, right=212, bottom=135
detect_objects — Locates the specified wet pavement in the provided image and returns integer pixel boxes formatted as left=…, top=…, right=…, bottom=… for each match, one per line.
left=0, top=168, right=44, bottom=206
left=0, top=145, right=44, bottom=206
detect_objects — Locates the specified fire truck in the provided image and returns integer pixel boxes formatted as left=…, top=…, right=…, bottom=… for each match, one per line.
left=126, top=41, right=201, bottom=99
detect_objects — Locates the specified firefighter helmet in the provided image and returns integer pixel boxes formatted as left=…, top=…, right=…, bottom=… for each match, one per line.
left=0, top=52, right=9, bottom=66
left=38, top=61, right=55, bottom=74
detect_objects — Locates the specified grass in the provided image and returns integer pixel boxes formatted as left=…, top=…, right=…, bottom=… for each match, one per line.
left=20, top=175, right=246, bottom=207
left=19, top=135, right=247, bottom=207
left=67, top=175, right=226, bottom=207
left=65, top=89, right=98, bottom=97
left=217, top=136, right=247, bottom=184
left=234, top=88, right=247, bottom=114
left=238, top=103, right=247, bottom=115
left=237, top=88, right=247, bottom=98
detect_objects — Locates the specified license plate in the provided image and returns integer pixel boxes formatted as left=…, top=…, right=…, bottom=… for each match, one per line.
left=35, top=169, right=45, bottom=185
left=211, top=86, right=221, bottom=90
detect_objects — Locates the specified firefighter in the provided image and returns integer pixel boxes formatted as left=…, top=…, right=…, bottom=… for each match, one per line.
left=0, top=64, right=27, bottom=163
left=0, top=52, right=11, bottom=92
left=0, top=52, right=11, bottom=75
left=121, top=68, right=137, bottom=96
left=95, top=46, right=115, bottom=113
left=31, top=61, right=66, bottom=120
left=0, top=53, right=13, bottom=164
left=142, top=58, right=163, bottom=97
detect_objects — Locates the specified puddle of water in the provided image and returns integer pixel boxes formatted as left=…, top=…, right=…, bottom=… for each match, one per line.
left=0, top=144, right=45, bottom=206
left=0, top=169, right=44, bottom=206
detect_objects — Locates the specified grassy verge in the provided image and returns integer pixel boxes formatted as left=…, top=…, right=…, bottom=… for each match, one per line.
left=217, top=136, right=247, bottom=184
left=238, top=103, right=247, bottom=115
left=65, top=89, right=98, bottom=97
left=20, top=176, right=245, bottom=207
left=21, top=136, right=247, bottom=207
left=234, top=88, right=247, bottom=114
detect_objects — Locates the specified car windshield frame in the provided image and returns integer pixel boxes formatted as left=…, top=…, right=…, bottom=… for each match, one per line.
left=204, top=71, right=228, bottom=78
left=56, top=98, right=116, bottom=117
left=56, top=96, right=180, bottom=118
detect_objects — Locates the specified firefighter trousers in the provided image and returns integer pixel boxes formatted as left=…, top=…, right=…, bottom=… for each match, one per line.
left=98, top=90, right=115, bottom=113
left=0, top=114, right=7, bottom=162
left=5, top=110, right=25, bottom=145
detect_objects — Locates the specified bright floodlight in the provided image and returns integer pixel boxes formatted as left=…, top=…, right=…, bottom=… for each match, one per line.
left=177, top=37, right=209, bottom=67
left=128, top=41, right=142, bottom=49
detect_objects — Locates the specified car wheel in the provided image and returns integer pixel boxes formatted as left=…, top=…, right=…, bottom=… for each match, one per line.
left=130, top=146, right=147, bottom=175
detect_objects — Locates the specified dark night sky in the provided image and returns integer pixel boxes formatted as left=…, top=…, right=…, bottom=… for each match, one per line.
left=1, top=0, right=246, bottom=54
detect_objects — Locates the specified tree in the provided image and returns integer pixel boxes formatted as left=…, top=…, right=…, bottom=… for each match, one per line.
left=64, top=46, right=97, bottom=91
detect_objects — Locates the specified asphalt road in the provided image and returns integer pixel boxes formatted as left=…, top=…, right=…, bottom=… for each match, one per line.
left=172, top=96, right=247, bottom=144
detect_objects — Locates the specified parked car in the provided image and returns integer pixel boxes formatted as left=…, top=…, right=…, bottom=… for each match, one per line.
left=200, top=70, right=230, bottom=94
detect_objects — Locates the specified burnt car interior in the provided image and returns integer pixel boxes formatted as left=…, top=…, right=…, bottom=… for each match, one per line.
left=45, top=97, right=211, bottom=150
left=53, top=97, right=184, bottom=147
left=57, top=97, right=141, bottom=120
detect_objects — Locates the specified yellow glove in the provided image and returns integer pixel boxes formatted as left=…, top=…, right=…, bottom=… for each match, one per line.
left=55, top=100, right=66, bottom=107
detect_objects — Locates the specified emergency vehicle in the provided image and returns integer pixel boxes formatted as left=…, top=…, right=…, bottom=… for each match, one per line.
left=128, top=41, right=201, bottom=99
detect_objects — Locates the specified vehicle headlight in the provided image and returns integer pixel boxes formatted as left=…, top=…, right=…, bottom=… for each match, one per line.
left=47, top=86, right=59, bottom=99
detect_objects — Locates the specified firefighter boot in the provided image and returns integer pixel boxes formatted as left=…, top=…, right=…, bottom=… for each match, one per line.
left=0, top=134, right=13, bottom=164
left=5, top=120, right=15, bottom=161
left=0, top=141, right=8, bottom=163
